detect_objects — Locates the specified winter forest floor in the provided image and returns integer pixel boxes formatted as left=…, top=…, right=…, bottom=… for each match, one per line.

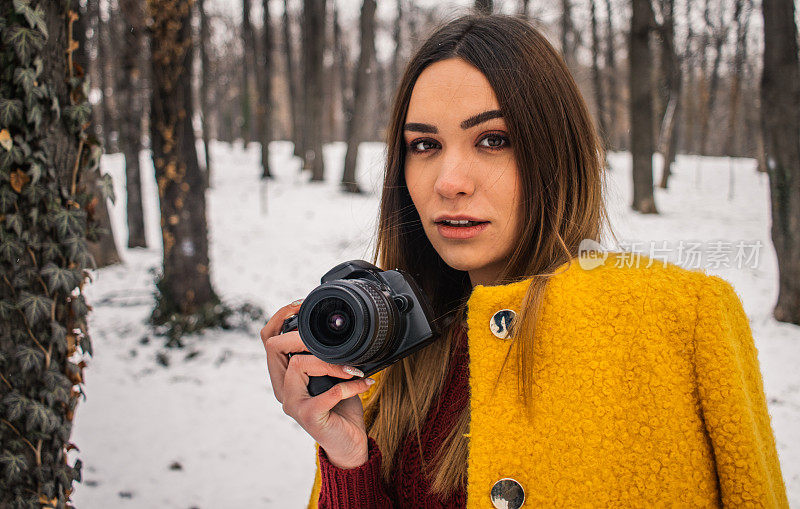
left=67, top=140, right=800, bottom=507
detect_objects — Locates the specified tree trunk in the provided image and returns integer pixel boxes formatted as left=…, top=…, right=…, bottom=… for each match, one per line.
left=629, top=0, right=658, bottom=213
left=283, top=0, right=302, bottom=159
left=334, top=3, right=352, bottom=140
left=118, top=0, right=147, bottom=248
left=391, top=0, right=403, bottom=92
left=302, top=0, right=327, bottom=181
left=86, top=0, right=104, bottom=143
left=256, top=0, right=274, bottom=178
left=198, top=0, right=212, bottom=185
left=725, top=0, right=750, bottom=159
left=475, top=0, right=493, bottom=14
left=0, top=0, right=99, bottom=503
left=589, top=0, right=608, bottom=149
left=147, top=0, right=220, bottom=332
left=657, top=0, right=682, bottom=188
left=699, top=8, right=726, bottom=157
left=342, top=0, right=376, bottom=193
left=602, top=0, right=619, bottom=151
left=761, top=0, right=800, bottom=324
left=97, top=1, right=115, bottom=151
left=560, top=0, right=578, bottom=69
left=241, top=0, right=257, bottom=146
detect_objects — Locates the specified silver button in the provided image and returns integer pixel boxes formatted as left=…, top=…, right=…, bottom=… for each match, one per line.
left=491, top=478, right=525, bottom=509
left=489, top=309, right=516, bottom=339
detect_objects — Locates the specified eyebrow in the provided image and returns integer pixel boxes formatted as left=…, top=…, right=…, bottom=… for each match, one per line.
left=403, top=109, right=504, bottom=134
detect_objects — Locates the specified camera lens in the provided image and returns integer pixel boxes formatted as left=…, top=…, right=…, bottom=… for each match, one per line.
left=298, top=278, right=401, bottom=366
left=309, top=297, right=355, bottom=347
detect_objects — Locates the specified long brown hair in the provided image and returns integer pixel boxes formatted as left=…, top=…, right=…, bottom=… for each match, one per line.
left=365, top=12, right=615, bottom=499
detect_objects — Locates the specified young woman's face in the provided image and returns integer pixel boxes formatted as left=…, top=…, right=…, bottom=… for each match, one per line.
left=404, top=58, right=522, bottom=287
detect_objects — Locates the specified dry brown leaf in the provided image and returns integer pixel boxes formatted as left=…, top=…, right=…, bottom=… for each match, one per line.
left=0, top=129, right=11, bottom=151
left=10, top=169, right=30, bottom=193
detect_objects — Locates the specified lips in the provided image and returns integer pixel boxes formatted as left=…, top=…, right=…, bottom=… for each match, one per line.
left=433, top=215, right=490, bottom=240
left=433, top=214, right=488, bottom=223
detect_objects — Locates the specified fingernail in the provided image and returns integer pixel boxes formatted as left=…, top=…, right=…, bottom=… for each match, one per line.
left=343, top=366, right=365, bottom=378
left=365, top=378, right=375, bottom=386
left=291, top=299, right=304, bottom=306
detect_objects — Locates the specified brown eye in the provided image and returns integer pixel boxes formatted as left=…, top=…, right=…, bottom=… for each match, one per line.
left=407, top=139, right=439, bottom=154
left=478, top=134, right=509, bottom=150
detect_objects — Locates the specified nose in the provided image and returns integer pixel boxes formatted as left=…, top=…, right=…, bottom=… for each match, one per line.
left=433, top=149, right=476, bottom=200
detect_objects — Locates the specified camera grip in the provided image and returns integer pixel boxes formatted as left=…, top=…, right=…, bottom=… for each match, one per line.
left=286, top=352, right=354, bottom=396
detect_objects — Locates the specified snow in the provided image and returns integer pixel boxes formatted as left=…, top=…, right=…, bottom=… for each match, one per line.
left=68, top=141, right=800, bottom=507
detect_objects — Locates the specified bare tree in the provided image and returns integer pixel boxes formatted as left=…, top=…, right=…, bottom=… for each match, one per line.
left=256, top=0, right=274, bottom=178
left=590, top=0, right=609, bottom=149
left=603, top=0, right=619, bottom=150
left=699, top=0, right=730, bottom=157
left=475, top=0, right=493, bottom=14
left=761, top=0, right=800, bottom=324
left=391, top=0, right=404, bottom=91
left=283, top=0, right=302, bottom=159
left=560, top=0, right=580, bottom=68
left=198, top=0, right=213, bottom=184
left=342, top=0, right=377, bottom=193
left=118, top=0, right=147, bottom=248
left=629, top=0, right=658, bottom=213
left=241, top=0, right=257, bottom=145
left=302, top=0, right=327, bottom=181
left=147, top=0, right=222, bottom=335
left=724, top=0, right=752, bottom=160
left=655, top=0, right=682, bottom=188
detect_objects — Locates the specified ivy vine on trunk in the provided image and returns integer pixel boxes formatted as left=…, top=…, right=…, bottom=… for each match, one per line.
left=1, top=0, right=105, bottom=506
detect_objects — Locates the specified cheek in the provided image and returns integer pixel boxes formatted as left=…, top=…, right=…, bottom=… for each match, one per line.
left=405, top=164, right=431, bottom=210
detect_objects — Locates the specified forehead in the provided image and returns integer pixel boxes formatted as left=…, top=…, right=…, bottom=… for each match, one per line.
left=407, top=58, right=501, bottom=122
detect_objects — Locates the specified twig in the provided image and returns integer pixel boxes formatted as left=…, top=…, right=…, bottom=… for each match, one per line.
left=70, top=137, right=84, bottom=196
left=0, top=419, right=38, bottom=456
left=0, top=372, right=12, bottom=389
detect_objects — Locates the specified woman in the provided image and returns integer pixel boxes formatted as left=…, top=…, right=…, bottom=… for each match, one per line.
left=261, top=13, right=788, bottom=508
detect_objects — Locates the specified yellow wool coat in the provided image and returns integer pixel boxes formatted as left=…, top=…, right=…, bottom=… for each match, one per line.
left=307, top=252, right=788, bottom=507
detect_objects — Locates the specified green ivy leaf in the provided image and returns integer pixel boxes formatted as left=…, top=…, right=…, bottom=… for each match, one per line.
left=15, top=344, right=44, bottom=375
left=26, top=103, right=42, bottom=130
left=51, top=209, right=86, bottom=239
left=49, top=320, right=67, bottom=355
left=18, top=291, right=52, bottom=325
left=13, top=67, right=36, bottom=95
left=1, top=391, right=27, bottom=421
left=99, top=172, right=115, bottom=204
left=0, top=299, right=16, bottom=321
left=4, top=212, right=22, bottom=236
left=0, top=235, right=23, bottom=262
left=62, top=235, right=88, bottom=263
left=0, top=186, right=18, bottom=212
left=24, top=398, right=56, bottom=433
left=39, top=240, right=60, bottom=263
left=0, top=451, right=28, bottom=483
left=0, top=97, right=23, bottom=125
left=41, top=262, right=80, bottom=294
left=42, top=369, right=71, bottom=406
left=63, top=103, right=90, bottom=127
left=80, top=333, right=93, bottom=356
left=28, top=161, right=41, bottom=184
left=13, top=0, right=48, bottom=38
left=2, top=26, right=45, bottom=64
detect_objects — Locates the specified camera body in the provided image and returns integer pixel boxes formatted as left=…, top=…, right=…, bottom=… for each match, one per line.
left=281, top=260, right=440, bottom=396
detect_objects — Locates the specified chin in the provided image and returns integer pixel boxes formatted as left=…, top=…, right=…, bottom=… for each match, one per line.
left=438, top=254, right=487, bottom=273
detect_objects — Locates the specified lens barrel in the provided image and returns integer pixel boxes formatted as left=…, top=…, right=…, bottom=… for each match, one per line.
left=298, top=279, right=400, bottom=366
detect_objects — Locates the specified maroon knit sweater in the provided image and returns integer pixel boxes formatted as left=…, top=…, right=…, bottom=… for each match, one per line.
left=317, top=326, right=469, bottom=508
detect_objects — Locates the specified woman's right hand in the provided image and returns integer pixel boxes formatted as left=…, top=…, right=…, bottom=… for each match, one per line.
left=260, top=300, right=376, bottom=469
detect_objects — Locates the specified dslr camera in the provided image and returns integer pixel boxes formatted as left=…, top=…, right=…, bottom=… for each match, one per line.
left=280, top=260, right=439, bottom=396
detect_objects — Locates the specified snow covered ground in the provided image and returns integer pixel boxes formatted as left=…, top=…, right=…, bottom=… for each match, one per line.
left=68, top=140, right=800, bottom=507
